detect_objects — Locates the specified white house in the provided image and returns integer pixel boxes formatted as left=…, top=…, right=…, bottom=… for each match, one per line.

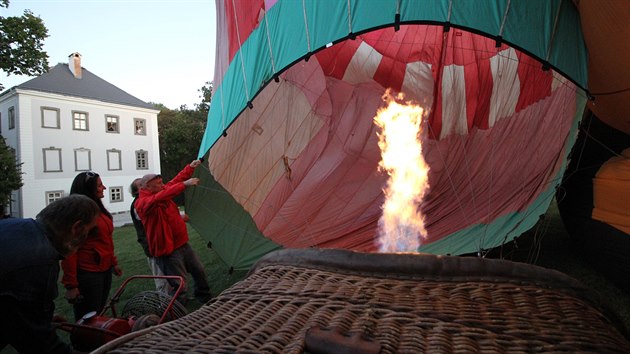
left=0, top=53, right=160, bottom=219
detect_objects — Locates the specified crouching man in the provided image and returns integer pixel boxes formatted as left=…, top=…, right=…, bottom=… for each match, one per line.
left=0, top=195, right=100, bottom=354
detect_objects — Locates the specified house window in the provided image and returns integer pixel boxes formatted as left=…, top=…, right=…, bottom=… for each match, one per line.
left=134, top=118, right=146, bottom=135
left=136, top=150, right=148, bottom=170
left=107, top=149, right=122, bottom=170
left=43, top=147, right=62, bottom=172
left=0, top=192, right=13, bottom=215
left=46, top=191, right=64, bottom=205
left=9, top=190, right=19, bottom=217
left=74, top=148, right=91, bottom=171
left=106, top=115, right=119, bottom=133
left=41, top=107, right=61, bottom=129
left=8, top=106, right=15, bottom=129
left=109, top=186, right=123, bottom=203
left=72, top=111, right=89, bottom=131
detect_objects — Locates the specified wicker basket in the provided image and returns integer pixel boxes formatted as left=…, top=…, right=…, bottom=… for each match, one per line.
left=121, top=290, right=188, bottom=321
left=94, top=249, right=630, bottom=353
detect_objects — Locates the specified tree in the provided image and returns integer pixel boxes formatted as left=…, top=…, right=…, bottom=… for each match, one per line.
left=0, top=0, right=49, bottom=91
left=158, top=108, right=207, bottom=177
left=0, top=136, right=23, bottom=216
left=194, top=81, right=213, bottom=113
left=157, top=82, right=211, bottom=205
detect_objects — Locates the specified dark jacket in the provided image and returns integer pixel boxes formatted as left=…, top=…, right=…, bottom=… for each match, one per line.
left=0, top=218, right=71, bottom=354
left=131, top=197, right=151, bottom=257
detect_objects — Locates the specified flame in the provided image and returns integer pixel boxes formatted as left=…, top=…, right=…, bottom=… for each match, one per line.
left=375, top=91, right=430, bottom=253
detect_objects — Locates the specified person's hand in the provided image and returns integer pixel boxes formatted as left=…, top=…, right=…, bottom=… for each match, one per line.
left=65, top=288, right=81, bottom=304
left=113, top=265, right=123, bottom=277
left=190, top=159, right=201, bottom=168
left=184, top=177, right=200, bottom=187
left=181, top=213, right=190, bottom=222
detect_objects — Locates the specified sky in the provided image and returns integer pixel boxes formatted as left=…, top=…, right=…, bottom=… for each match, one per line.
left=1, top=0, right=216, bottom=109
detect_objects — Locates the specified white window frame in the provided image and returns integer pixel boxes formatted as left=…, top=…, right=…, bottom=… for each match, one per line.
left=41, top=107, right=61, bottom=129
left=43, top=147, right=63, bottom=172
left=107, top=149, right=122, bottom=171
left=45, top=190, right=65, bottom=205
left=106, top=115, right=120, bottom=133
left=9, top=190, right=18, bottom=217
left=135, top=149, right=148, bottom=170
left=74, top=148, right=92, bottom=171
left=109, top=186, right=124, bottom=203
left=8, top=106, right=15, bottom=130
left=134, top=118, right=146, bottom=135
left=72, top=111, right=89, bottom=131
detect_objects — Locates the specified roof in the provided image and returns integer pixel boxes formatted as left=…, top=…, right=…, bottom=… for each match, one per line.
left=10, top=63, right=156, bottom=110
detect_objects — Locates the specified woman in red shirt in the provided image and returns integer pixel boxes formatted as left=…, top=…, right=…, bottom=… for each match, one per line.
left=61, top=171, right=122, bottom=321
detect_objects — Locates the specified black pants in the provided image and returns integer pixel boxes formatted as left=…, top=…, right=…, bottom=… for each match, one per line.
left=72, top=268, right=113, bottom=321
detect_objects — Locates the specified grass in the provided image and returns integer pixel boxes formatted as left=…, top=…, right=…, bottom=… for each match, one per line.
left=55, top=224, right=250, bottom=319
left=48, top=224, right=248, bottom=351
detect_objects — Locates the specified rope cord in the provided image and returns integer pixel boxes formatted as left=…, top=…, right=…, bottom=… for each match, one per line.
left=302, top=0, right=311, bottom=53
left=231, top=0, right=251, bottom=104
left=263, top=6, right=277, bottom=76
left=544, top=0, right=563, bottom=64
left=590, top=87, right=630, bottom=96
left=194, top=162, right=311, bottom=244
left=497, top=0, right=511, bottom=40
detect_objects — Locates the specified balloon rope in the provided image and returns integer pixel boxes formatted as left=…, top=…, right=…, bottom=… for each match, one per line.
left=194, top=163, right=308, bottom=240
left=590, top=87, right=630, bottom=96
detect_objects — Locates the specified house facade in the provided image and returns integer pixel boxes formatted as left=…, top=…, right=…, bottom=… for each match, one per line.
left=0, top=53, right=160, bottom=219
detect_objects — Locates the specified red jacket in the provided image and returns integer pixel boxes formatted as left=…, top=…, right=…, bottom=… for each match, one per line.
left=61, top=212, right=117, bottom=289
left=134, top=165, right=193, bottom=257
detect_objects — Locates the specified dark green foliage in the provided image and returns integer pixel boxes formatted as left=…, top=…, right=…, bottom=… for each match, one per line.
left=156, top=81, right=212, bottom=204
left=195, top=81, right=212, bottom=113
left=157, top=107, right=206, bottom=180
left=0, top=136, right=22, bottom=215
left=0, top=0, right=49, bottom=91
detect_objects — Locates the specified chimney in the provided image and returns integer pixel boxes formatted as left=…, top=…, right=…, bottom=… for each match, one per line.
left=68, top=52, right=82, bottom=79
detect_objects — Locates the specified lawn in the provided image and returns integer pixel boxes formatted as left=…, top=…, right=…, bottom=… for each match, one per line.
left=47, top=224, right=248, bottom=351
left=53, top=224, right=249, bottom=320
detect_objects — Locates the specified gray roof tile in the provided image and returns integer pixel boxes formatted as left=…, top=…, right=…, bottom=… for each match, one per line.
left=14, top=63, right=155, bottom=110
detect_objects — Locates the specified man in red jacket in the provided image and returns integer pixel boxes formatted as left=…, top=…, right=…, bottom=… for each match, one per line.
left=135, top=159, right=212, bottom=303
